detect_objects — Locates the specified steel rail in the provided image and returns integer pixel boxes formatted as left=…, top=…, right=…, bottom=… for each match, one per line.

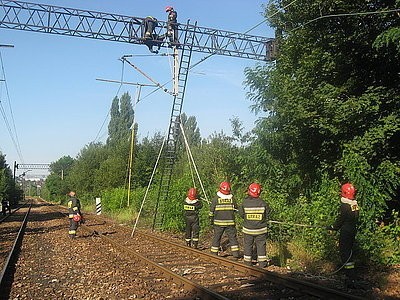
left=137, top=231, right=364, bottom=300
left=0, top=202, right=32, bottom=292
left=46, top=203, right=230, bottom=300
left=46, top=200, right=364, bottom=300
left=79, top=225, right=230, bottom=300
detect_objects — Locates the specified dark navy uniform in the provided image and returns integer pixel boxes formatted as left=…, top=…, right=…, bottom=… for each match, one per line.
left=184, top=196, right=202, bottom=248
left=1, top=198, right=11, bottom=215
left=68, top=192, right=82, bottom=238
left=167, top=9, right=178, bottom=43
left=239, top=196, right=269, bottom=267
left=329, top=197, right=359, bottom=286
left=209, top=191, right=239, bottom=258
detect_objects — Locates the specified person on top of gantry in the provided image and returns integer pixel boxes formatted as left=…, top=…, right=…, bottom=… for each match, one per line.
left=165, top=6, right=179, bottom=46
left=183, top=188, right=203, bottom=249
left=141, top=16, right=162, bottom=53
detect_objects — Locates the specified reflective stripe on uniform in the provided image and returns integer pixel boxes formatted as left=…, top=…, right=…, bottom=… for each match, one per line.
left=244, top=207, right=265, bottom=214
left=214, top=219, right=235, bottom=226
left=243, top=255, right=252, bottom=262
left=211, top=246, right=219, bottom=253
left=69, top=230, right=76, bottom=235
left=242, top=227, right=268, bottom=235
left=215, top=204, right=235, bottom=211
left=230, top=245, right=239, bottom=252
left=258, top=255, right=267, bottom=262
left=345, top=262, right=355, bottom=269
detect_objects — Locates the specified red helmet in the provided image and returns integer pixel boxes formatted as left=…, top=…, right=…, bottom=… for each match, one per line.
left=73, top=214, right=81, bottom=222
left=219, top=181, right=231, bottom=195
left=165, top=6, right=173, bottom=12
left=248, top=183, right=262, bottom=198
left=187, top=188, right=197, bottom=200
left=341, top=183, right=356, bottom=200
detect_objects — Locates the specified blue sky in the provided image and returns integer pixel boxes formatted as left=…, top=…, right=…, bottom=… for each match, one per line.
left=0, top=0, right=273, bottom=177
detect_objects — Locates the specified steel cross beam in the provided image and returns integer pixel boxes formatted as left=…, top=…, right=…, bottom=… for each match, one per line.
left=0, top=0, right=274, bottom=61
left=16, top=163, right=50, bottom=170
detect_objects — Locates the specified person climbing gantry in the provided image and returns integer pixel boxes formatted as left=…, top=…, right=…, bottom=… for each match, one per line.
left=67, top=191, right=83, bottom=239
left=238, top=183, right=270, bottom=268
left=141, top=16, right=162, bottom=53
left=165, top=6, right=179, bottom=45
left=326, top=183, right=360, bottom=289
left=143, top=16, right=158, bottom=40
left=209, top=181, right=240, bottom=259
left=183, top=187, right=203, bottom=249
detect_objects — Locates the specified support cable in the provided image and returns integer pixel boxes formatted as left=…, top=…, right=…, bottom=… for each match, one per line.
left=93, top=58, right=126, bottom=143
left=131, top=127, right=168, bottom=237
left=179, top=120, right=210, bottom=204
left=185, top=140, right=196, bottom=188
left=121, top=56, right=175, bottom=96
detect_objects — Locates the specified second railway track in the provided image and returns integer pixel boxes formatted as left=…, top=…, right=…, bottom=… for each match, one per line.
left=1, top=198, right=367, bottom=299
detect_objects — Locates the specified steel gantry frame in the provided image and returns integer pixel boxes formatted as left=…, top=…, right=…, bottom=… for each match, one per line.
left=0, top=0, right=275, bottom=228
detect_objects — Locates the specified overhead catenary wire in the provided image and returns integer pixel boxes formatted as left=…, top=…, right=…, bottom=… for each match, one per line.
left=0, top=50, right=24, bottom=163
left=291, top=8, right=400, bottom=31
left=92, top=58, right=126, bottom=143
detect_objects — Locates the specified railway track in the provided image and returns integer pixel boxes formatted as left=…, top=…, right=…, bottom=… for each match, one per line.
left=0, top=201, right=31, bottom=294
left=1, top=198, right=366, bottom=299
left=79, top=214, right=364, bottom=300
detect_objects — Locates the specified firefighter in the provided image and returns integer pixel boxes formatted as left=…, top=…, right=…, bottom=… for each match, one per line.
left=209, top=181, right=240, bottom=259
left=1, top=198, right=11, bottom=216
left=141, top=16, right=162, bottom=53
left=327, top=183, right=360, bottom=289
left=67, top=191, right=83, bottom=239
left=183, top=187, right=203, bottom=249
left=165, top=6, right=179, bottom=45
left=238, top=183, right=270, bottom=268
left=142, top=16, right=157, bottom=39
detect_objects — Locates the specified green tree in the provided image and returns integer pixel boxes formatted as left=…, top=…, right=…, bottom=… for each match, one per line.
left=245, top=0, right=400, bottom=264
left=107, top=92, right=134, bottom=146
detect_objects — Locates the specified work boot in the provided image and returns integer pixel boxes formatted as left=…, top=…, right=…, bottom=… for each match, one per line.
left=192, top=241, right=198, bottom=249
left=186, top=241, right=191, bottom=247
left=258, top=262, right=267, bottom=268
left=344, top=278, right=356, bottom=289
